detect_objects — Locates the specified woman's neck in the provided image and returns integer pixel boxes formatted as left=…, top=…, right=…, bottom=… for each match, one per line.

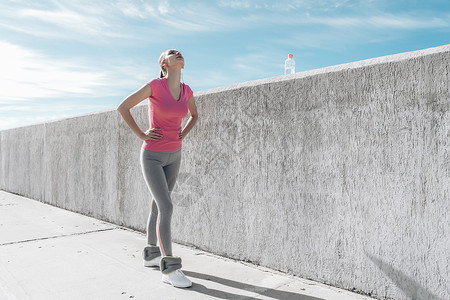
left=165, top=69, right=181, bottom=87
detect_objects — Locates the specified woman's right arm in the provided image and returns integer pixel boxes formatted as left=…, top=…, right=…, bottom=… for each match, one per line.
left=117, top=84, right=162, bottom=141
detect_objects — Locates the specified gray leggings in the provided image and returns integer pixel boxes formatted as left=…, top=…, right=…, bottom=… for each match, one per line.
left=140, top=147, right=181, bottom=257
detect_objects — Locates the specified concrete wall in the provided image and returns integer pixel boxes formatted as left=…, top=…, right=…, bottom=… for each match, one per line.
left=1, top=44, right=449, bottom=300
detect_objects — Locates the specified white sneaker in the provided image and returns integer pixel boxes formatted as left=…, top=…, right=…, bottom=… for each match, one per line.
left=143, top=256, right=160, bottom=267
left=162, top=270, right=192, bottom=288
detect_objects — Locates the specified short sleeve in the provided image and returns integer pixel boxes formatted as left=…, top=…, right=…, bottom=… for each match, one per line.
left=147, top=78, right=161, bottom=96
left=185, top=84, right=193, bottom=101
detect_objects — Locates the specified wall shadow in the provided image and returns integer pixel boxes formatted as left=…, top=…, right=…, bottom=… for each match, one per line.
left=366, top=252, right=444, bottom=300
left=181, top=270, right=325, bottom=300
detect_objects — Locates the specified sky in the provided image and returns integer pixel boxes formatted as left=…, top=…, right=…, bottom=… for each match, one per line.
left=0, top=0, right=449, bottom=130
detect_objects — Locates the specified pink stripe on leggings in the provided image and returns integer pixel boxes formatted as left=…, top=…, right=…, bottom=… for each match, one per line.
left=157, top=224, right=166, bottom=256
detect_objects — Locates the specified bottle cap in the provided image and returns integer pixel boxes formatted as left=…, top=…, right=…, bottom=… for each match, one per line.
left=288, top=54, right=293, bottom=59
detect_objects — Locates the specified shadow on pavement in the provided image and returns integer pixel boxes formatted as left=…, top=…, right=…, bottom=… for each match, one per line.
left=182, top=270, right=324, bottom=300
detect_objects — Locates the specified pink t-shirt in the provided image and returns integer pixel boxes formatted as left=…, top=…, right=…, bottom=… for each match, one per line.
left=142, top=78, right=193, bottom=152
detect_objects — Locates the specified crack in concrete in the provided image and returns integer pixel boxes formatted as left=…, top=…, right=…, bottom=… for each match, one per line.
left=0, top=227, right=117, bottom=246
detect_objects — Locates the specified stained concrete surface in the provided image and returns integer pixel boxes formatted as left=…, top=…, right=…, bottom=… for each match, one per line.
left=0, top=191, right=374, bottom=300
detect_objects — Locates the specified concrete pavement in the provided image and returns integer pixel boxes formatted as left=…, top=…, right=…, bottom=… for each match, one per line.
left=0, top=191, right=375, bottom=300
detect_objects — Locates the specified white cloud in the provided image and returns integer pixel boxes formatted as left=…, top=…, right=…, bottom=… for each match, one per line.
left=296, top=13, right=450, bottom=30
left=240, top=9, right=450, bottom=31
left=367, top=15, right=449, bottom=29
left=0, top=2, right=132, bottom=42
left=115, top=1, right=148, bottom=18
left=219, top=0, right=252, bottom=9
left=1, top=0, right=448, bottom=44
left=19, top=8, right=108, bottom=35
left=215, top=0, right=450, bottom=31
left=111, top=1, right=243, bottom=32
left=158, top=0, right=171, bottom=15
left=218, top=0, right=355, bottom=12
left=0, top=106, right=33, bottom=112
left=144, top=4, right=156, bottom=15
left=0, top=41, right=110, bottom=103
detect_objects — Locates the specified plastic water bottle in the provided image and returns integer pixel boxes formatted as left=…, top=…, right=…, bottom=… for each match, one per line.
left=284, top=54, right=295, bottom=75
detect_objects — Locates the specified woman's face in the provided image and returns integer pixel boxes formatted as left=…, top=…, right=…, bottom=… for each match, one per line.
left=164, top=49, right=184, bottom=69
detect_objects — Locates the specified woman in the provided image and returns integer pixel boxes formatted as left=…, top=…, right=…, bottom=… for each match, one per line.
left=117, top=49, right=198, bottom=288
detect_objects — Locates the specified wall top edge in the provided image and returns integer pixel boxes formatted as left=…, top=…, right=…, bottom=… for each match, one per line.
left=195, top=43, right=450, bottom=96
left=0, top=106, right=122, bottom=133
left=1, top=44, right=448, bottom=132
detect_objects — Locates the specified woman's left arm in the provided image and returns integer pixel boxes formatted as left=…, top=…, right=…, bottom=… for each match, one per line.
left=180, top=95, right=199, bottom=140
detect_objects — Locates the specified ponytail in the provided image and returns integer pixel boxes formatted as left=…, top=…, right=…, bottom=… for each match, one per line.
left=158, top=50, right=167, bottom=78
left=160, top=66, right=166, bottom=78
